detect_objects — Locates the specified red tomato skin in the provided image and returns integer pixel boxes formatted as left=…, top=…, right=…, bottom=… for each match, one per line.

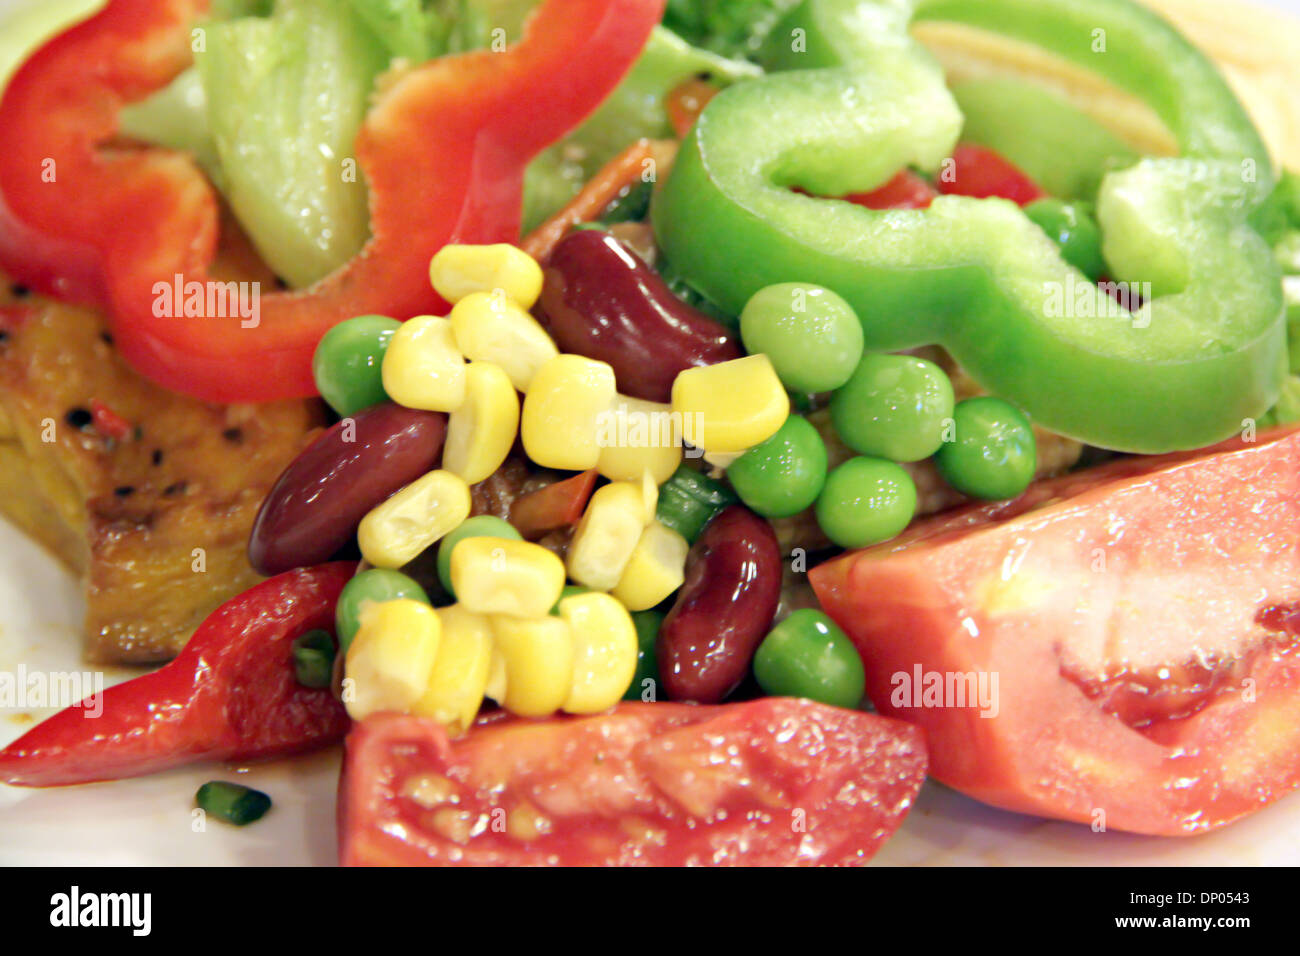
left=935, top=144, right=1045, bottom=205
left=338, top=699, right=927, bottom=866
left=845, top=171, right=938, bottom=210
left=810, top=427, right=1300, bottom=836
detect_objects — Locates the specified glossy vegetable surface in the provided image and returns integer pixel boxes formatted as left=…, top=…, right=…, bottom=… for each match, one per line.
left=249, top=403, right=447, bottom=576
left=653, top=0, right=1284, bottom=453
left=0, top=564, right=354, bottom=787
left=540, top=229, right=741, bottom=402
left=812, top=427, right=1300, bottom=835
left=340, top=699, right=927, bottom=865
left=659, top=505, right=781, bottom=702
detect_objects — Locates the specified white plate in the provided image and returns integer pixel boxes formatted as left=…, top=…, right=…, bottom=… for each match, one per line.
left=2, top=0, right=1299, bottom=866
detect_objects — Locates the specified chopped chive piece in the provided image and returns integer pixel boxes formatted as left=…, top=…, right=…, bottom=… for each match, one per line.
left=292, top=628, right=336, bottom=689
left=196, top=781, right=272, bottom=826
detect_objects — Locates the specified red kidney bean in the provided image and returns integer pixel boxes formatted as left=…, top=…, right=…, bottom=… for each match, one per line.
left=539, top=229, right=741, bottom=403
left=658, top=505, right=782, bottom=703
left=248, top=404, right=446, bottom=576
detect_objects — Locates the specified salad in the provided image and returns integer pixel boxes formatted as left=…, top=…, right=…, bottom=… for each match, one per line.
left=0, top=0, right=1299, bottom=866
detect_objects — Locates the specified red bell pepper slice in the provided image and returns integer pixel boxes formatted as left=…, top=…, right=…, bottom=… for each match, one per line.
left=935, top=143, right=1046, bottom=206
left=508, top=468, right=599, bottom=540
left=0, top=563, right=354, bottom=787
left=0, top=0, right=664, bottom=403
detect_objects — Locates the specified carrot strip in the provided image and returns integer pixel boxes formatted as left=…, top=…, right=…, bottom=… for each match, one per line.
left=521, top=140, right=656, bottom=262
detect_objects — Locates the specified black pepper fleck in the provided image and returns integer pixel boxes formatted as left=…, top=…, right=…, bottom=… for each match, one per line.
left=222, top=427, right=244, bottom=444
left=151, top=449, right=164, bottom=466
left=114, top=485, right=135, bottom=497
left=65, top=408, right=93, bottom=429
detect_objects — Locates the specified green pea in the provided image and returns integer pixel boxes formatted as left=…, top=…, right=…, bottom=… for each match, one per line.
left=437, top=515, right=523, bottom=597
left=726, top=415, right=828, bottom=518
left=830, top=353, right=954, bottom=463
left=1023, top=199, right=1106, bottom=281
left=814, top=456, right=916, bottom=548
left=934, top=396, right=1037, bottom=501
left=753, top=609, right=865, bottom=709
left=335, top=569, right=430, bottom=653
left=740, top=283, right=864, bottom=393
left=312, top=315, right=401, bottom=417
left=623, top=610, right=664, bottom=701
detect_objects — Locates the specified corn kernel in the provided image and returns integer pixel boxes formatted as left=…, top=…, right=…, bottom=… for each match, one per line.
left=491, top=615, right=574, bottom=717
left=639, top=469, right=659, bottom=524
left=411, top=604, right=493, bottom=734
left=671, top=354, right=789, bottom=454
left=430, top=244, right=544, bottom=309
left=381, top=315, right=467, bottom=412
left=450, top=292, right=558, bottom=392
left=566, top=481, right=650, bottom=591
left=344, top=599, right=442, bottom=720
left=443, top=361, right=520, bottom=485
left=358, top=469, right=472, bottom=568
left=521, top=354, right=617, bottom=470
left=611, top=520, right=689, bottom=611
left=450, top=536, right=566, bottom=618
left=485, top=645, right=508, bottom=703
left=557, top=592, right=638, bottom=714
left=596, top=396, right=683, bottom=485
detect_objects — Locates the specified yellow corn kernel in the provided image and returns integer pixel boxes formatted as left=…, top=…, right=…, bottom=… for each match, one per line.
left=557, top=592, right=638, bottom=714
left=611, top=520, right=689, bottom=612
left=411, top=604, right=494, bottom=734
left=344, top=599, right=442, bottom=720
left=490, top=615, right=574, bottom=718
left=521, top=354, right=617, bottom=470
left=450, top=292, right=558, bottom=392
left=595, top=396, right=683, bottom=485
left=640, top=469, right=659, bottom=524
left=566, top=481, right=650, bottom=591
left=671, top=354, right=789, bottom=454
left=358, top=469, right=472, bottom=568
left=450, top=537, right=566, bottom=619
left=443, top=361, right=520, bottom=485
left=430, top=244, right=544, bottom=309
left=485, top=645, right=507, bottom=703
left=381, top=315, right=467, bottom=412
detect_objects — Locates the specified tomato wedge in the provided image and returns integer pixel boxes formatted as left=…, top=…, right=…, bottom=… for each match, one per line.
left=811, top=426, right=1300, bottom=836
left=339, top=699, right=927, bottom=866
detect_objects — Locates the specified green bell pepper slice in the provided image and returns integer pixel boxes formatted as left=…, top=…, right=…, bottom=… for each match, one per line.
left=652, top=0, right=1285, bottom=453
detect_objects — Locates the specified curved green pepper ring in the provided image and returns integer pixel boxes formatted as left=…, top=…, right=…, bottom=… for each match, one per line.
left=653, top=0, right=1284, bottom=453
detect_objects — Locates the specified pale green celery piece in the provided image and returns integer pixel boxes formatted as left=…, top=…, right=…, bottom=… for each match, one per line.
left=196, top=0, right=389, bottom=288
left=951, top=77, right=1139, bottom=201
left=343, top=0, right=442, bottom=61
left=521, top=25, right=762, bottom=232
left=119, top=68, right=223, bottom=186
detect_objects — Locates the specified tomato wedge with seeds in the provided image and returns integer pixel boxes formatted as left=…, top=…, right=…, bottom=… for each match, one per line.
left=339, top=698, right=926, bottom=866
left=811, top=426, right=1300, bottom=836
